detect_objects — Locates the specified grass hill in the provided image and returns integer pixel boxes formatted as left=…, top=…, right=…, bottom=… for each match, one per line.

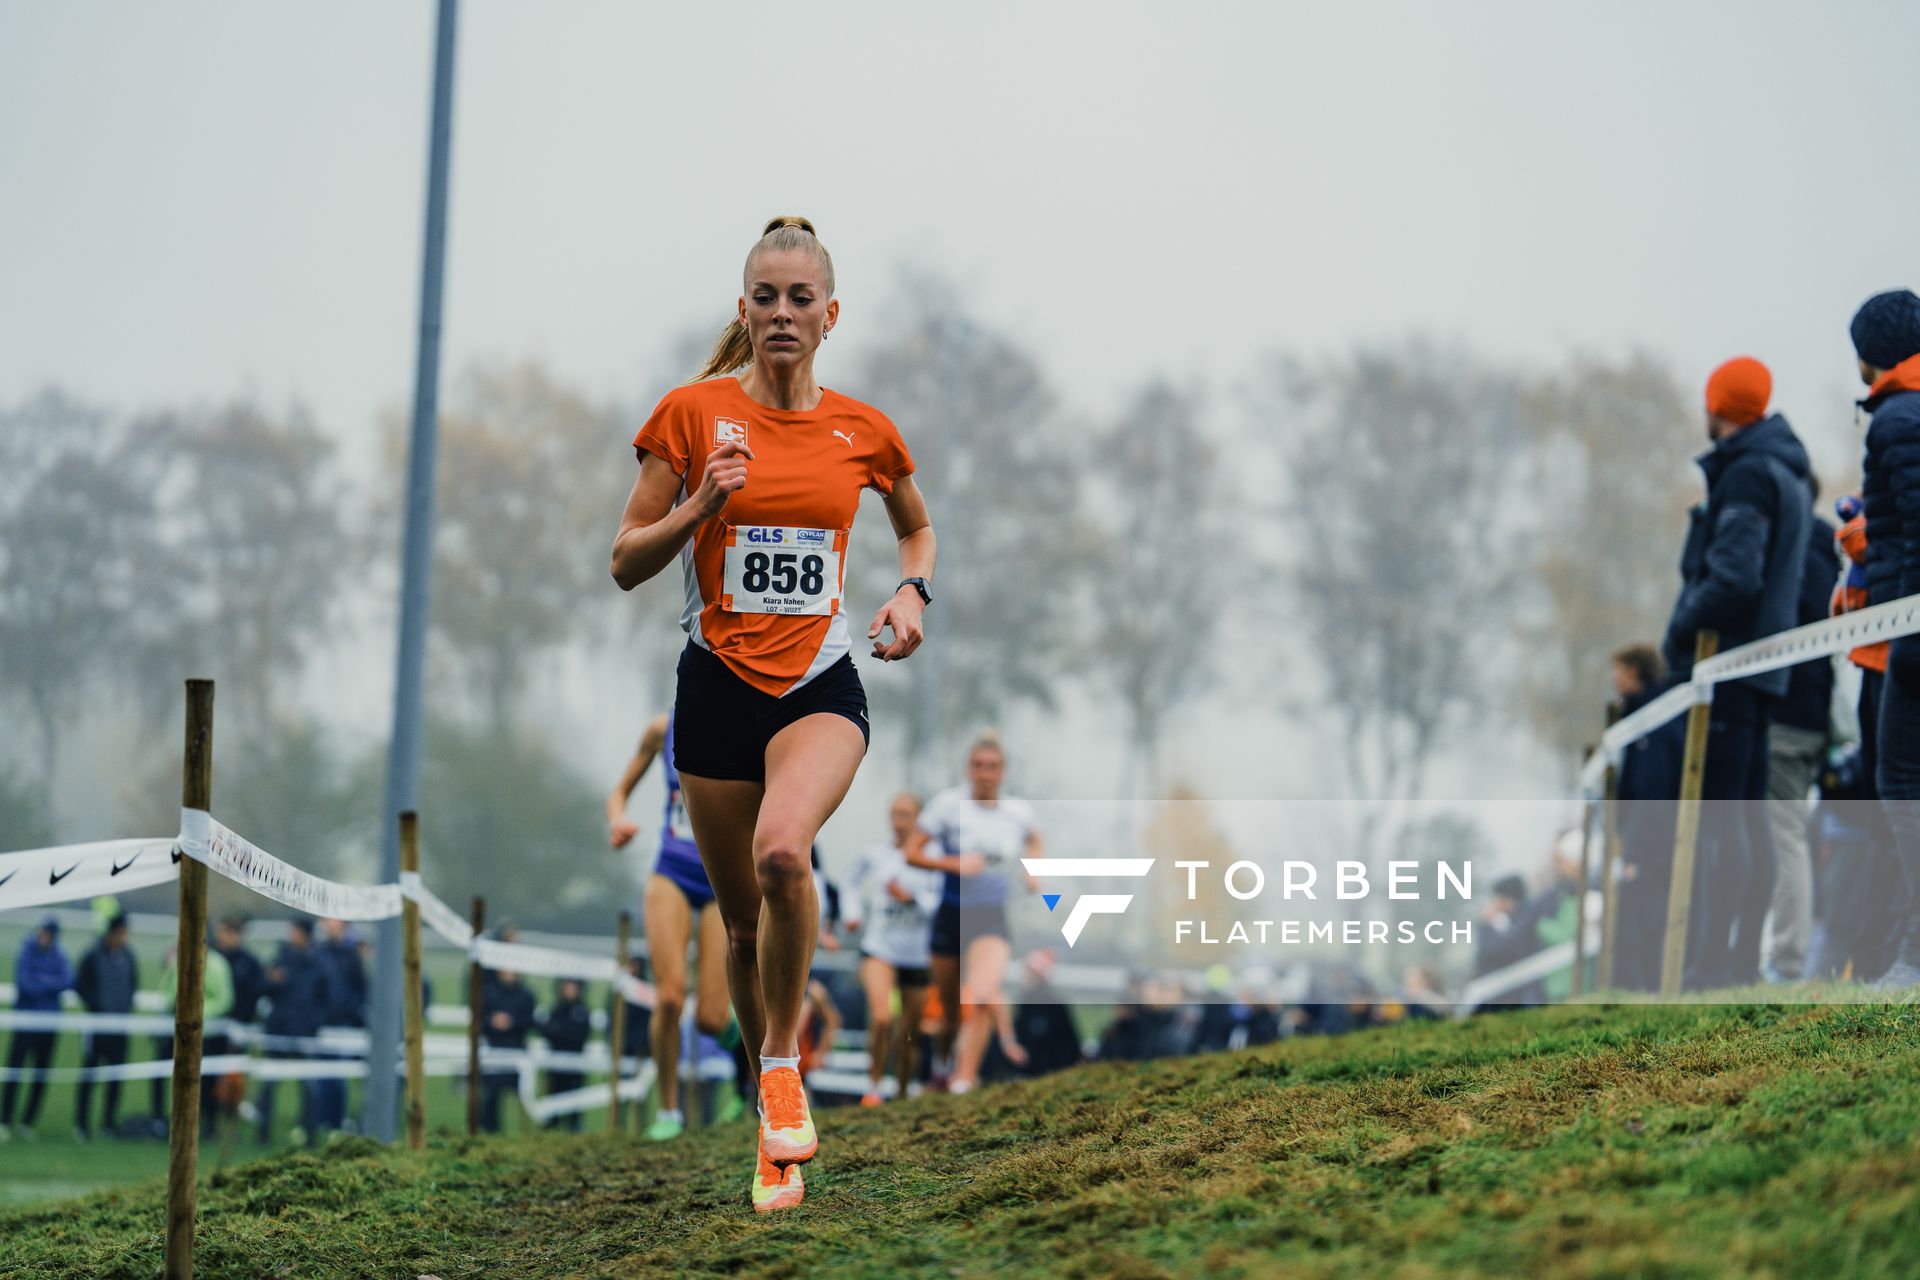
left=2, top=999, right=1917, bottom=1278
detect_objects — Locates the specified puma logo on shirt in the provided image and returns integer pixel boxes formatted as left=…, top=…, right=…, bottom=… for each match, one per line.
left=832, top=430, right=856, bottom=448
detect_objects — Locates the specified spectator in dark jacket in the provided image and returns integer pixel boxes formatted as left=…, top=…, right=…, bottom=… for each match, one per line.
left=311, top=919, right=365, bottom=1136
left=1662, top=357, right=1811, bottom=989
left=538, top=978, right=592, bottom=1131
left=258, top=919, right=332, bottom=1146
left=1854, top=287, right=1920, bottom=989
left=481, top=967, right=536, bottom=1133
left=73, top=915, right=138, bottom=1139
left=217, top=918, right=266, bottom=1028
left=1764, top=502, right=1848, bottom=980
left=2, top=918, right=74, bottom=1136
left=1609, top=645, right=1686, bottom=991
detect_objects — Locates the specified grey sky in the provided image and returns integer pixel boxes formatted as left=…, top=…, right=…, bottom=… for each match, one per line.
left=5, top=1, right=1917, bottom=874
left=5, top=1, right=1913, bottom=460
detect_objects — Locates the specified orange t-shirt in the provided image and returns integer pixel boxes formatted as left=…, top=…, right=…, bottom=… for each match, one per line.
left=633, top=377, right=915, bottom=696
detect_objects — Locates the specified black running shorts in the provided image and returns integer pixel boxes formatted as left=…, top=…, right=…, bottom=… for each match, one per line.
left=670, top=641, right=870, bottom=783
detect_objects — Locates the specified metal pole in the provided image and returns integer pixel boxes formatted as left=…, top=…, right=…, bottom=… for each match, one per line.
left=165, top=679, right=214, bottom=1280
left=1661, top=631, right=1719, bottom=997
left=400, top=812, right=427, bottom=1151
left=609, top=911, right=630, bottom=1130
left=368, top=0, right=461, bottom=1143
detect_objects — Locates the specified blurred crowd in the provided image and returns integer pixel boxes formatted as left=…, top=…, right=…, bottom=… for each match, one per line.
left=1598, top=288, right=1920, bottom=993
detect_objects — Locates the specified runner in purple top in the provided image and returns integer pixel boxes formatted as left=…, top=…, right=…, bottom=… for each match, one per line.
left=608, top=712, right=735, bottom=1139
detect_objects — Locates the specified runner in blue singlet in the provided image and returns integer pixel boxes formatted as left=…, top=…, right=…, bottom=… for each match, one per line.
left=608, top=712, right=737, bottom=1139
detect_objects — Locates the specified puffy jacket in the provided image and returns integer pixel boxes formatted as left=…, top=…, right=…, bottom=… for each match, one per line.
left=75, top=941, right=138, bottom=1015
left=11, top=936, right=74, bottom=1012
left=1663, top=414, right=1813, bottom=697
left=1776, top=515, right=1842, bottom=730
left=264, top=943, right=333, bottom=1038
left=1860, top=354, right=1920, bottom=685
left=539, top=997, right=592, bottom=1054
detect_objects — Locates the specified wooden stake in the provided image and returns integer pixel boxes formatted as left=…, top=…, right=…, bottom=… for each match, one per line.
left=165, top=679, right=214, bottom=1280
left=609, top=910, right=631, bottom=1130
left=467, top=896, right=485, bottom=1137
left=400, top=812, right=426, bottom=1151
left=1661, top=631, right=1719, bottom=997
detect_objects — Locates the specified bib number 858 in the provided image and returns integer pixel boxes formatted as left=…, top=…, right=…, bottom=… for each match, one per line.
left=740, top=551, right=826, bottom=596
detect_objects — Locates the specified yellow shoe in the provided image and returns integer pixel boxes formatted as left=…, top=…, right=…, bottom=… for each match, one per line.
left=751, top=1133, right=805, bottom=1213
left=759, top=1066, right=818, bottom=1166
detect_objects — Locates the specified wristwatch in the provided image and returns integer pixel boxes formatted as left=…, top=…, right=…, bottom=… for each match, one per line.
left=897, top=577, right=932, bottom=607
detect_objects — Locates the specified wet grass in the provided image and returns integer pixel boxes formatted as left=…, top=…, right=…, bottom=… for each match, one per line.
left=2, top=1000, right=1917, bottom=1278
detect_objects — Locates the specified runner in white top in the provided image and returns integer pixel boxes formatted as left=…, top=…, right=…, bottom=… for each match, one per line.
left=843, top=793, right=942, bottom=1106
left=904, top=731, right=1042, bottom=1095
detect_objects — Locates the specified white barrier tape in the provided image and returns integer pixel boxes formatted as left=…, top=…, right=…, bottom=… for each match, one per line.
left=0, top=837, right=181, bottom=910
left=468, top=936, right=621, bottom=984
left=0, top=1053, right=371, bottom=1086
left=0, top=1009, right=219, bottom=1036
left=525, top=1062, right=656, bottom=1123
left=0, top=1011, right=391, bottom=1060
left=1601, top=682, right=1698, bottom=757
left=1694, top=593, right=1920, bottom=686
left=181, top=809, right=401, bottom=921
left=476, top=1045, right=646, bottom=1074
left=1584, top=592, right=1920, bottom=787
left=399, top=872, right=474, bottom=947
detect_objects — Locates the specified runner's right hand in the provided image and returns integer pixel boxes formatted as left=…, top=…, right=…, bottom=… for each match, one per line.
left=609, top=818, right=639, bottom=849
left=955, top=851, right=987, bottom=877
left=692, top=440, right=753, bottom=516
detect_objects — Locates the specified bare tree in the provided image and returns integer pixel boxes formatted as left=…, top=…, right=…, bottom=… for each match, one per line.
left=1515, top=355, right=1697, bottom=766
left=844, top=273, right=1083, bottom=784
left=1262, top=341, right=1530, bottom=905
left=1085, top=381, right=1225, bottom=815
left=0, top=390, right=167, bottom=786
left=133, top=399, right=357, bottom=738
left=402, top=361, right=635, bottom=730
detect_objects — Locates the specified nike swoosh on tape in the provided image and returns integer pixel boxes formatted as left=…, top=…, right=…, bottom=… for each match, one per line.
left=111, top=850, right=143, bottom=876
left=49, top=864, right=77, bottom=885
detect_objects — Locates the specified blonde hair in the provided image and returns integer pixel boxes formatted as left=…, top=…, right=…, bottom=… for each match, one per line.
left=968, top=729, right=1005, bottom=762
left=693, top=216, right=836, bottom=382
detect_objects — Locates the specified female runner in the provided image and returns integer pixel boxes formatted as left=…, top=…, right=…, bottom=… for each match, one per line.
left=606, top=712, right=742, bottom=1139
left=845, top=792, right=942, bottom=1107
left=612, top=216, right=935, bottom=1213
left=905, top=732, right=1042, bottom=1095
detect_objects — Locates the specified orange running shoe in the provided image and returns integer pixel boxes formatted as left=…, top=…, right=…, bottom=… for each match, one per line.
left=751, top=1132, right=804, bottom=1213
left=859, top=1090, right=883, bottom=1108
left=759, top=1066, right=818, bottom=1166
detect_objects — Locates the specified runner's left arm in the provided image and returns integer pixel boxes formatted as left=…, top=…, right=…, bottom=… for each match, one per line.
left=607, top=714, right=668, bottom=848
left=869, top=476, right=936, bottom=662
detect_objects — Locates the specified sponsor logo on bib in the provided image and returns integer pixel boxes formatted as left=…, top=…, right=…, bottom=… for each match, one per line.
left=715, top=417, right=749, bottom=449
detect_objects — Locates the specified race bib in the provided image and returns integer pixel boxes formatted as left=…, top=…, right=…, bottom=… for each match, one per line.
left=721, top=525, right=847, bottom=616
left=667, top=790, right=695, bottom=843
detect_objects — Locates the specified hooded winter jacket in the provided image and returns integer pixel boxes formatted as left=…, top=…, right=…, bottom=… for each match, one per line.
left=1663, top=414, right=1813, bottom=698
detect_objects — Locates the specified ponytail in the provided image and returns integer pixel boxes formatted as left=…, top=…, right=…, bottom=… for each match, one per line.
left=690, top=215, right=836, bottom=382
left=693, top=319, right=755, bottom=382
